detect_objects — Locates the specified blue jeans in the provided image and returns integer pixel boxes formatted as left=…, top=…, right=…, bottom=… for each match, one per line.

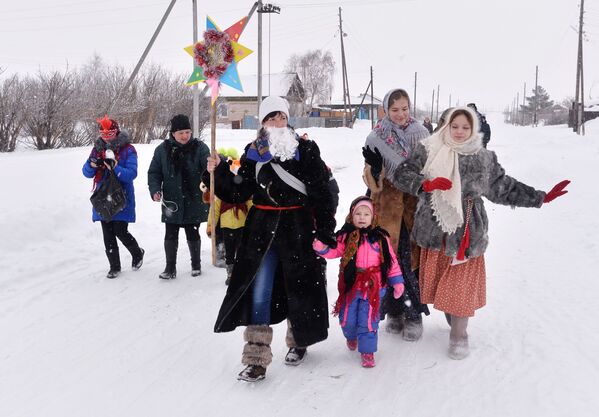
left=251, top=246, right=278, bottom=325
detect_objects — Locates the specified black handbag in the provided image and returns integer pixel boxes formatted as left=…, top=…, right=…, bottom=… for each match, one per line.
left=90, top=169, right=127, bottom=220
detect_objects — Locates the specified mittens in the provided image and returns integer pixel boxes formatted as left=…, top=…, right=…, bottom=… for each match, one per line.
left=393, top=283, right=405, bottom=299
left=422, top=177, right=452, bottom=192
left=362, top=146, right=383, bottom=180
left=315, top=231, right=337, bottom=249
left=543, top=180, right=570, bottom=203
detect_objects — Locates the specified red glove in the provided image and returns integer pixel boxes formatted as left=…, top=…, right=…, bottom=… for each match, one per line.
left=422, top=177, right=452, bottom=192
left=543, top=180, right=570, bottom=203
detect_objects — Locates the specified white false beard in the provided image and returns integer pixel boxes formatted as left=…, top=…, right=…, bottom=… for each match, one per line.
left=266, top=126, right=298, bottom=161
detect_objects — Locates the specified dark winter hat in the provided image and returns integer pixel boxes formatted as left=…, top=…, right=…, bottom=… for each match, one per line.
left=97, top=115, right=120, bottom=141
left=467, top=103, right=478, bottom=111
left=170, top=114, right=192, bottom=133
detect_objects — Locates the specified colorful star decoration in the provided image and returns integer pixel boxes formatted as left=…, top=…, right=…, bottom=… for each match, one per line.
left=185, top=16, right=253, bottom=106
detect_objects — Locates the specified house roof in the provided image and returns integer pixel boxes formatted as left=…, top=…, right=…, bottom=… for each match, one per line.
left=319, top=93, right=383, bottom=107
left=219, top=73, right=300, bottom=98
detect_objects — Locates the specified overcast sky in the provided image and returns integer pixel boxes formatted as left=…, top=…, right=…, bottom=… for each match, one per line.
left=2, top=0, right=598, bottom=112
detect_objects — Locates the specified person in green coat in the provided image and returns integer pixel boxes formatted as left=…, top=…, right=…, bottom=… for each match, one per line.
left=148, top=114, right=210, bottom=279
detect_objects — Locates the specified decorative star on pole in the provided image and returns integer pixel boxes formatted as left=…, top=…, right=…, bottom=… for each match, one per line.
left=184, top=16, right=253, bottom=106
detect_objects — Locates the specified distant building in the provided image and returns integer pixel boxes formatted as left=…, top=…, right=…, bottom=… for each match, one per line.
left=217, top=73, right=305, bottom=128
left=313, top=94, right=383, bottom=127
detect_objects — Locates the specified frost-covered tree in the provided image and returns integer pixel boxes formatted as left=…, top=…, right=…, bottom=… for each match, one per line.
left=23, top=69, right=80, bottom=150
left=0, top=74, right=27, bottom=152
left=285, top=50, right=335, bottom=114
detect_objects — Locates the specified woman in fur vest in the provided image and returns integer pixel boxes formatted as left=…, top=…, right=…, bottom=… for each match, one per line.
left=385, top=106, right=569, bottom=359
left=207, top=96, right=336, bottom=382
left=362, top=88, right=431, bottom=341
left=82, top=116, right=144, bottom=279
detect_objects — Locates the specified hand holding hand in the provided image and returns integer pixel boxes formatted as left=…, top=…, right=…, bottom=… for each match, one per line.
left=543, top=180, right=570, bottom=203
left=362, top=146, right=383, bottom=178
left=393, top=283, right=405, bottom=299
left=206, top=150, right=221, bottom=173
left=315, top=231, right=337, bottom=249
left=422, top=177, right=452, bottom=192
left=152, top=192, right=162, bottom=202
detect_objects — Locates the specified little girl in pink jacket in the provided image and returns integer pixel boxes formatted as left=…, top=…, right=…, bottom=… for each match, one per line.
left=313, top=196, right=404, bottom=368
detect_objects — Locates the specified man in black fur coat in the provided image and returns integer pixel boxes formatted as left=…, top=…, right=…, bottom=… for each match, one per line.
left=207, top=96, right=336, bottom=382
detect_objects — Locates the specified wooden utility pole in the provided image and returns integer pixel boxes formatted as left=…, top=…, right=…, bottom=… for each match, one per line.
left=574, top=0, right=585, bottom=135
left=192, top=0, right=199, bottom=138
left=413, top=72, right=417, bottom=117
left=430, top=89, right=435, bottom=120
left=257, top=1, right=263, bottom=112
left=533, top=65, right=538, bottom=127
left=370, top=66, right=375, bottom=129
left=338, top=7, right=352, bottom=127
left=516, top=92, right=520, bottom=125
left=436, top=84, right=440, bottom=122
left=109, top=0, right=178, bottom=114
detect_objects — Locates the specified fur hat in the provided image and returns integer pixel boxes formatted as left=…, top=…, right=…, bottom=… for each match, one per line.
left=97, top=115, right=120, bottom=141
left=170, top=114, right=192, bottom=133
left=259, top=96, right=289, bottom=124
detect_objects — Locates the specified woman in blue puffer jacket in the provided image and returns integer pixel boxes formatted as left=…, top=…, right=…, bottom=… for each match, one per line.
left=82, top=116, right=144, bottom=278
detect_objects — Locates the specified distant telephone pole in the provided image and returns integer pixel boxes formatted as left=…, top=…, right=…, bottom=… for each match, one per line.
left=413, top=72, right=417, bottom=117
left=430, top=89, right=435, bottom=120
left=338, top=7, right=352, bottom=127
left=574, top=0, right=586, bottom=135
left=435, top=84, right=440, bottom=122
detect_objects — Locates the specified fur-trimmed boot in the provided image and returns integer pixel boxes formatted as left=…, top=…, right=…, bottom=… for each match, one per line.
left=385, top=314, right=405, bottom=334
left=402, top=315, right=423, bottom=341
left=238, top=325, right=273, bottom=382
left=105, top=248, right=121, bottom=279
left=284, top=320, right=307, bottom=366
left=159, top=239, right=177, bottom=280
left=187, top=240, right=201, bottom=277
left=448, top=316, right=469, bottom=360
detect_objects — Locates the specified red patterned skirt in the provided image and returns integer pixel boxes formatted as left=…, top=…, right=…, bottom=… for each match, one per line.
left=419, top=248, right=486, bottom=317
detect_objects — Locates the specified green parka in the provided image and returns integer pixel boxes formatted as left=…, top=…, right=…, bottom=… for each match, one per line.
left=147, top=136, right=210, bottom=224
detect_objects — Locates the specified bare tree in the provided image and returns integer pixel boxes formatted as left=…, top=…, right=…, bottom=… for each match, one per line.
left=23, top=69, right=80, bottom=150
left=285, top=50, right=335, bottom=114
left=0, top=74, right=27, bottom=152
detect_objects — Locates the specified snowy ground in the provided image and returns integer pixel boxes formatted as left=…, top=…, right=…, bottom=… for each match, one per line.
left=1, top=116, right=598, bottom=417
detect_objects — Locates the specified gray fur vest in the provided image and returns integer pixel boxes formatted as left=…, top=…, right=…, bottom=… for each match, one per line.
left=391, top=143, right=546, bottom=258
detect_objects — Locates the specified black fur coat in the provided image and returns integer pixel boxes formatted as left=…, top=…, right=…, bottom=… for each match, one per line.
left=213, top=138, right=336, bottom=347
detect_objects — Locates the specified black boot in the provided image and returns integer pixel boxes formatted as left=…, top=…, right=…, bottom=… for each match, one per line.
left=105, top=249, right=121, bottom=279
left=187, top=240, right=201, bottom=277
left=131, top=248, right=145, bottom=270
left=159, top=239, right=177, bottom=279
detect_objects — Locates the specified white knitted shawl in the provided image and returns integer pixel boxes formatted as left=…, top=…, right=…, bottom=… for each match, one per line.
left=421, top=107, right=483, bottom=234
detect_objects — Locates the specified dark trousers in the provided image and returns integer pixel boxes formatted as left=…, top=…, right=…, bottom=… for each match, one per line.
left=222, top=227, right=243, bottom=265
left=101, top=221, right=140, bottom=255
left=164, top=223, right=200, bottom=242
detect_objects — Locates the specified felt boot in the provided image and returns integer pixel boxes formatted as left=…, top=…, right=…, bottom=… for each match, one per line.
left=187, top=240, right=202, bottom=277
left=105, top=249, right=121, bottom=279
left=159, top=239, right=177, bottom=279
left=448, top=315, right=470, bottom=360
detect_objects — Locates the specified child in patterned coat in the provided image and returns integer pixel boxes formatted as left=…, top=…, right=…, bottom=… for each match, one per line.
left=313, top=196, right=404, bottom=368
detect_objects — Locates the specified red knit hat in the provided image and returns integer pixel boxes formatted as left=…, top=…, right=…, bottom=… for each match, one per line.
left=97, top=115, right=120, bottom=141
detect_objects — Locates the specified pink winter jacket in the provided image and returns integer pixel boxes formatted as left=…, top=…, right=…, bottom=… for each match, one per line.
left=313, top=234, right=404, bottom=288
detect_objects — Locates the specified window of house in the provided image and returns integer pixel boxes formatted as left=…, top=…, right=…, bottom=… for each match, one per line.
left=217, top=102, right=229, bottom=118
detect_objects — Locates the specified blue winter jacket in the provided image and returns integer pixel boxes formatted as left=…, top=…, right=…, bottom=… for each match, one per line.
left=82, top=136, right=138, bottom=223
